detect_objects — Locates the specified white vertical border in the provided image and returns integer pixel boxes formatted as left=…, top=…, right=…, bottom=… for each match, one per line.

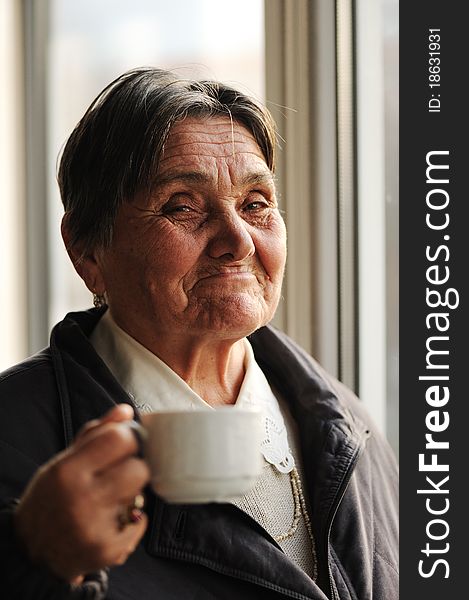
left=355, top=0, right=386, bottom=432
left=336, top=0, right=357, bottom=391
left=24, top=0, right=50, bottom=354
left=0, top=0, right=28, bottom=370
left=309, top=0, right=340, bottom=377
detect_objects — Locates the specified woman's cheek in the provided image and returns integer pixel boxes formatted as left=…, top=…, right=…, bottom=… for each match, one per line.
left=260, top=226, right=287, bottom=280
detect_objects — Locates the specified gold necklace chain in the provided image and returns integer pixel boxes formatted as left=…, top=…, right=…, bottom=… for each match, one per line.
left=274, top=466, right=318, bottom=580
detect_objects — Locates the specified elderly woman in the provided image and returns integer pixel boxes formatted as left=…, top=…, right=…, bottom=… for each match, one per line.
left=0, top=68, right=398, bottom=599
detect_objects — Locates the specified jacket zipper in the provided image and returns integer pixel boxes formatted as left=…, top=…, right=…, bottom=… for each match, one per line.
left=323, top=431, right=370, bottom=600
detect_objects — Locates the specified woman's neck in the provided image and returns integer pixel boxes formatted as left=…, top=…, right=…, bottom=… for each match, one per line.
left=110, top=309, right=248, bottom=406
left=171, top=337, right=247, bottom=406
left=138, top=331, right=246, bottom=406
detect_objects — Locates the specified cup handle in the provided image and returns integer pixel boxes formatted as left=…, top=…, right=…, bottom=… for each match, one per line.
left=127, top=420, right=147, bottom=458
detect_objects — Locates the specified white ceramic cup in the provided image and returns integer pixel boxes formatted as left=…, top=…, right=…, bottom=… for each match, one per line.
left=135, top=407, right=263, bottom=504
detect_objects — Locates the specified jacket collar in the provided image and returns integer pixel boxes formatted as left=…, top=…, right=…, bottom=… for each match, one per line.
left=248, top=326, right=370, bottom=595
left=50, top=308, right=133, bottom=445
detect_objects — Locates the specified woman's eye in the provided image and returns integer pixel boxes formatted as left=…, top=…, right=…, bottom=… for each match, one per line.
left=245, top=201, right=265, bottom=210
left=244, top=194, right=269, bottom=211
left=162, top=194, right=195, bottom=215
left=170, top=205, right=192, bottom=213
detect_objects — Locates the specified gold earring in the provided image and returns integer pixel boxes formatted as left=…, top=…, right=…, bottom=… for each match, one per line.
left=93, top=293, right=106, bottom=308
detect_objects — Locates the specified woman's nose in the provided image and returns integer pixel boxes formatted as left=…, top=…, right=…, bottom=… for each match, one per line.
left=207, top=210, right=255, bottom=261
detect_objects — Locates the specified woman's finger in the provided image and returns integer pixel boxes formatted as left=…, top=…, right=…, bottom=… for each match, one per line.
left=67, top=421, right=140, bottom=473
left=112, top=512, right=148, bottom=564
left=75, top=404, right=135, bottom=445
left=96, top=456, right=150, bottom=503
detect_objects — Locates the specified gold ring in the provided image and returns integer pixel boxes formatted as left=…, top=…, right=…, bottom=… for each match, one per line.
left=117, top=494, right=145, bottom=530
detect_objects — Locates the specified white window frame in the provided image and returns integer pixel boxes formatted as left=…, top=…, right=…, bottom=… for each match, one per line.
left=0, top=0, right=28, bottom=370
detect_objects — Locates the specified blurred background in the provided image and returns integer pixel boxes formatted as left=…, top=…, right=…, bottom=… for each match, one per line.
left=0, top=0, right=398, bottom=455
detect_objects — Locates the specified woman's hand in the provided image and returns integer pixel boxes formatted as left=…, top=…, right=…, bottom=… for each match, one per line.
left=14, top=404, right=150, bottom=584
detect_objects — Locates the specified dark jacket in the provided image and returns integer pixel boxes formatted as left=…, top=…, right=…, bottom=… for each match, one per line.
left=0, top=309, right=398, bottom=599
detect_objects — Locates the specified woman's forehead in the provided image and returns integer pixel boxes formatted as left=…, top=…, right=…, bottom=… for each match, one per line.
left=156, top=117, right=270, bottom=185
left=160, top=117, right=264, bottom=161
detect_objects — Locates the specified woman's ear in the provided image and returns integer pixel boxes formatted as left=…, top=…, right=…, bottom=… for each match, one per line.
left=61, top=214, right=106, bottom=295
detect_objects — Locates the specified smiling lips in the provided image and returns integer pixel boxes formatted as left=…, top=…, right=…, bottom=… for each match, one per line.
left=199, top=265, right=257, bottom=277
left=195, top=267, right=260, bottom=287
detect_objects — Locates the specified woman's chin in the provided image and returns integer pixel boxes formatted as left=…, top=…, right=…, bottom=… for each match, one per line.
left=189, top=295, right=274, bottom=338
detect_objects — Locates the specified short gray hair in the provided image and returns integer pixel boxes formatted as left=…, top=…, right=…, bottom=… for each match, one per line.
left=58, top=67, right=277, bottom=256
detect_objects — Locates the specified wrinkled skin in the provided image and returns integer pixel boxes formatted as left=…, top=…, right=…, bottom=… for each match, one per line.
left=15, top=405, right=150, bottom=583
left=86, top=117, right=286, bottom=347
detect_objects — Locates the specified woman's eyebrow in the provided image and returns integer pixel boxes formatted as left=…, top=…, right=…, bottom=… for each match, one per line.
left=240, top=172, right=275, bottom=187
left=153, top=171, right=211, bottom=188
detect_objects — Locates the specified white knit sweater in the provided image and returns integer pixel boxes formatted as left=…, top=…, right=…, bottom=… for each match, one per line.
left=231, top=393, right=316, bottom=579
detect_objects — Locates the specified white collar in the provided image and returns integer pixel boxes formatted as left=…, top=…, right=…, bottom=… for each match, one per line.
left=90, top=310, right=294, bottom=473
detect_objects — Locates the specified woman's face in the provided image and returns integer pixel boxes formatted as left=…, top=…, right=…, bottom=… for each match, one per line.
left=93, top=117, right=286, bottom=344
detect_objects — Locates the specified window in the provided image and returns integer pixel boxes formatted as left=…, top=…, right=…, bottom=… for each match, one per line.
left=3, top=0, right=398, bottom=451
